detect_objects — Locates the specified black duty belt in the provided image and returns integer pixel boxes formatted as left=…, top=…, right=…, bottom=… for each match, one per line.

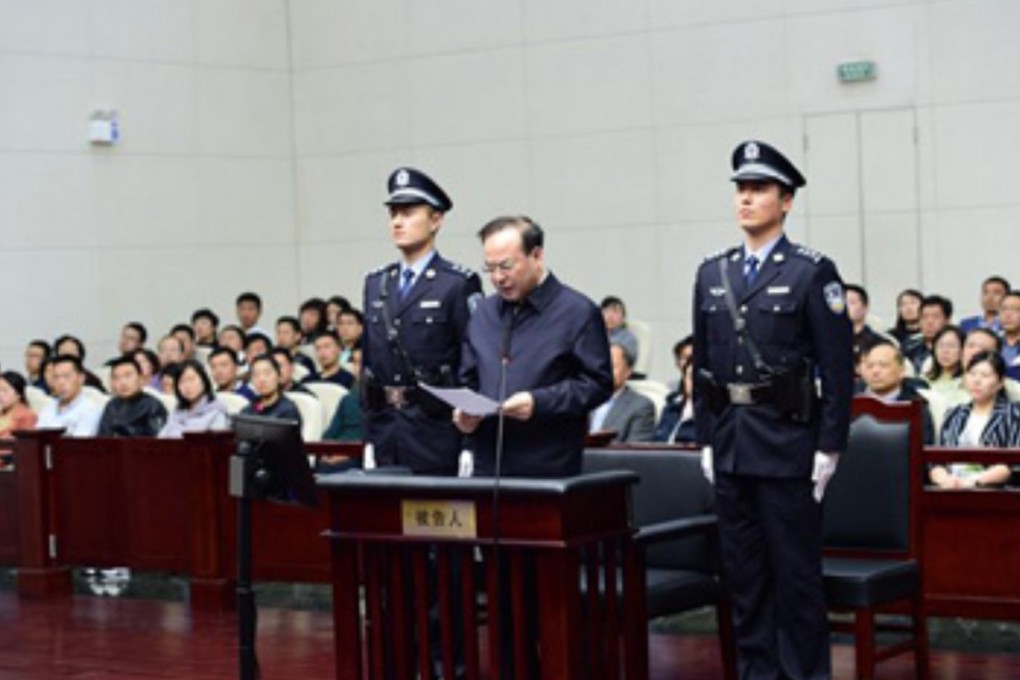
left=713, top=381, right=776, bottom=407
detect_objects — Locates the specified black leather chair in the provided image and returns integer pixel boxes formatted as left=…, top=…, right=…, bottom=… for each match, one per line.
left=822, top=397, right=930, bottom=680
left=583, top=447, right=737, bottom=680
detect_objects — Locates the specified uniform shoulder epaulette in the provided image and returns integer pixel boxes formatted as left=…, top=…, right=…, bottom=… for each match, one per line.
left=366, top=263, right=394, bottom=277
left=442, top=260, right=477, bottom=279
left=702, top=247, right=737, bottom=263
left=792, top=245, right=826, bottom=265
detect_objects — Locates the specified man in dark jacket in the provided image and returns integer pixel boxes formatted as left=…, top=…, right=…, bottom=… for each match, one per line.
left=98, top=356, right=167, bottom=437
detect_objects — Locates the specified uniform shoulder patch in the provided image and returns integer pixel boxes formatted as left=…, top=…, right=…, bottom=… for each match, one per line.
left=793, top=245, right=825, bottom=265
left=443, top=260, right=477, bottom=278
left=366, top=263, right=394, bottom=277
left=702, top=247, right=737, bottom=263
left=823, top=281, right=846, bottom=315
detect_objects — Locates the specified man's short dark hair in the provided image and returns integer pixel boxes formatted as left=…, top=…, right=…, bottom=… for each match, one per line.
left=270, top=347, right=293, bottom=365
left=109, top=355, right=141, bottom=373
left=600, top=296, right=626, bottom=313
left=611, top=342, right=636, bottom=368
left=236, top=292, right=262, bottom=310
left=673, top=335, right=693, bottom=357
left=191, top=308, right=220, bottom=326
left=209, top=346, right=239, bottom=365
left=299, top=297, right=327, bottom=315
left=921, top=294, right=953, bottom=320
left=339, top=308, right=364, bottom=325
left=124, top=322, right=148, bottom=344
left=53, top=334, right=86, bottom=361
left=171, top=323, right=195, bottom=340
left=1003, top=290, right=1020, bottom=305
left=844, top=284, right=869, bottom=307
left=244, top=331, right=273, bottom=351
left=967, top=327, right=1002, bottom=352
left=276, top=316, right=302, bottom=334
left=134, top=348, right=161, bottom=373
left=250, top=353, right=281, bottom=375
left=984, top=275, right=1011, bottom=292
left=314, top=329, right=341, bottom=345
left=52, top=354, right=84, bottom=374
left=28, top=340, right=51, bottom=357
left=159, top=335, right=185, bottom=353
left=860, top=338, right=903, bottom=363
left=328, top=295, right=352, bottom=312
left=477, top=215, right=544, bottom=254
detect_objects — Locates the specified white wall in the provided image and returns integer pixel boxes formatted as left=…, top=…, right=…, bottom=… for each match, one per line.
left=0, top=0, right=298, bottom=371
left=3, top=0, right=1020, bottom=386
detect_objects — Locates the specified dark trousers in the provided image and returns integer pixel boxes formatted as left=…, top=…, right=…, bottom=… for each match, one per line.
left=715, top=474, right=831, bottom=680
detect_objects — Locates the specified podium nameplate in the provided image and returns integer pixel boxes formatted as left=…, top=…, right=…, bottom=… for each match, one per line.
left=401, top=499, right=477, bottom=539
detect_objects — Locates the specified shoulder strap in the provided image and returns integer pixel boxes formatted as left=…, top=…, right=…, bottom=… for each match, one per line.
left=717, top=257, right=772, bottom=378
left=377, top=270, right=423, bottom=382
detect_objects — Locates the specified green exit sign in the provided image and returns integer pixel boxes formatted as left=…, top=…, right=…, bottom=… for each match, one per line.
left=837, top=61, right=877, bottom=83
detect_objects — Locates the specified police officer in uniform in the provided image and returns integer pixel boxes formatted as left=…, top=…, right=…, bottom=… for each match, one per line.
left=362, top=167, right=483, bottom=474
left=692, top=141, right=854, bottom=680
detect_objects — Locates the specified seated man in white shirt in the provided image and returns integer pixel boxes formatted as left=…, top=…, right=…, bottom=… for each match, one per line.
left=857, top=339, right=934, bottom=444
left=589, top=343, right=655, bottom=443
left=37, top=355, right=102, bottom=437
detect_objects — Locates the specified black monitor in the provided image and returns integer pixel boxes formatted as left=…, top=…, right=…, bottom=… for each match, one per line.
left=232, top=414, right=317, bottom=508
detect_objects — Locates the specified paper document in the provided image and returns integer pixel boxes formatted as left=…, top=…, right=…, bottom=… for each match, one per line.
left=418, top=383, right=500, bottom=416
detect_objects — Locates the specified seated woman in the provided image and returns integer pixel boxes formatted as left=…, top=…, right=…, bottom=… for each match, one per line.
left=159, top=360, right=230, bottom=438
left=0, top=371, right=38, bottom=438
left=241, top=354, right=302, bottom=425
left=932, top=351, right=1020, bottom=489
left=923, top=325, right=965, bottom=398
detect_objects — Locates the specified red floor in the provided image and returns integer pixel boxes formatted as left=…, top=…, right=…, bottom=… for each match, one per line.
left=0, top=593, right=1018, bottom=679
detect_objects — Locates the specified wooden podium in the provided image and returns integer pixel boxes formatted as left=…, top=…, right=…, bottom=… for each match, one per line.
left=318, top=471, right=645, bottom=680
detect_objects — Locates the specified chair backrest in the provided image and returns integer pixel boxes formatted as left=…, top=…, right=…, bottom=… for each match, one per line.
left=287, top=391, right=324, bottom=442
left=303, top=382, right=348, bottom=424
left=194, top=345, right=213, bottom=366
left=627, top=319, right=653, bottom=377
left=626, top=378, right=669, bottom=421
left=297, top=344, right=320, bottom=372
left=583, top=447, right=715, bottom=572
left=292, top=363, right=311, bottom=383
left=81, top=385, right=111, bottom=409
left=96, top=364, right=113, bottom=393
left=215, top=391, right=250, bottom=416
left=823, top=397, right=922, bottom=557
left=25, top=385, right=52, bottom=414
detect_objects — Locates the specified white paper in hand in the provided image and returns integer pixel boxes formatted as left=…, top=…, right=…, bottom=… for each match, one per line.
left=418, top=383, right=500, bottom=417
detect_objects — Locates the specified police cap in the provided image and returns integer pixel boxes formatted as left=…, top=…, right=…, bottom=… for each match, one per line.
left=384, top=167, right=453, bottom=213
left=730, top=140, right=806, bottom=189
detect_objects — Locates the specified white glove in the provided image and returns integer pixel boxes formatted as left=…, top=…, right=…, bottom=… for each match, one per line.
left=701, top=446, right=714, bottom=485
left=363, top=442, right=376, bottom=470
left=811, top=451, right=840, bottom=502
left=458, top=449, right=474, bottom=478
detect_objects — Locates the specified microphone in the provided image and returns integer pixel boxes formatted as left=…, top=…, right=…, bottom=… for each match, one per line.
left=491, top=305, right=516, bottom=599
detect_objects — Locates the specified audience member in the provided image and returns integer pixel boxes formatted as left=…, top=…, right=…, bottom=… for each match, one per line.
left=156, top=334, right=185, bottom=371
left=589, top=343, right=655, bottom=443
left=299, top=297, right=329, bottom=342
left=275, top=316, right=316, bottom=376
left=241, top=355, right=303, bottom=424
left=97, top=356, right=167, bottom=437
left=133, top=348, right=161, bottom=391
left=243, top=331, right=273, bottom=368
left=307, top=330, right=355, bottom=388
left=0, top=371, right=37, bottom=437
left=888, top=288, right=923, bottom=345
left=600, top=296, right=639, bottom=365
left=236, top=291, right=268, bottom=338
left=923, top=326, right=965, bottom=397
left=191, top=308, right=219, bottom=347
left=158, top=363, right=180, bottom=396
left=270, top=348, right=311, bottom=395
left=932, top=351, right=1019, bottom=488
left=904, top=294, right=952, bottom=373
left=208, top=347, right=256, bottom=401
left=857, top=339, right=934, bottom=444
left=36, top=355, right=102, bottom=437
left=159, top=360, right=229, bottom=438
left=336, top=308, right=364, bottom=367
left=41, top=357, right=56, bottom=395
left=997, top=291, right=1020, bottom=369
left=959, top=275, right=1009, bottom=334
left=326, top=295, right=352, bottom=330
left=845, top=284, right=882, bottom=364
left=53, top=334, right=106, bottom=392
left=109, top=322, right=147, bottom=363
left=218, top=325, right=246, bottom=358
left=654, top=359, right=695, bottom=444
left=24, top=340, right=50, bottom=390
left=170, top=324, right=197, bottom=362
left=323, top=345, right=364, bottom=444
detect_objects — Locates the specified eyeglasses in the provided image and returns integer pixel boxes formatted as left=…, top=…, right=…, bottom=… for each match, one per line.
left=481, top=259, right=517, bottom=274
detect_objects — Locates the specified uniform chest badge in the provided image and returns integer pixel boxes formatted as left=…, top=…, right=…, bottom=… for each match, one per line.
left=766, top=286, right=790, bottom=295
left=425, top=269, right=436, bottom=279
left=824, top=282, right=846, bottom=315
left=709, top=286, right=725, bottom=297
left=420, top=300, right=441, bottom=309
